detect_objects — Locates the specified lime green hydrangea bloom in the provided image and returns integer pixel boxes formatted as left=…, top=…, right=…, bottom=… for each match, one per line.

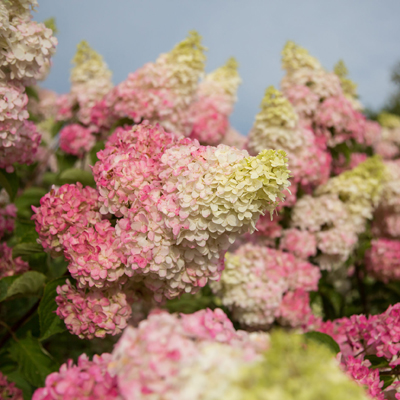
left=316, top=156, right=386, bottom=232
left=225, top=331, right=369, bottom=400
left=281, top=41, right=321, bottom=73
left=377, top=112, right=400, bottom=129
left=43, top=17, right=57, bottom=35
left=334, top=60, right=358, bottom=99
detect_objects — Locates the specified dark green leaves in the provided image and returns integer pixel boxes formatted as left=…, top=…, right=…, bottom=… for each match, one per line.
left=8, top=332, right=58, bottom=387
left=38, top=278, right=66, bottom=341
left=303, top=331, right=340, bottom=354
left=90, top=141, right=105, bottom=165
left=0, top=272, right=46, bottom=302
left=0, top=168, right=19, bottom=201
left=12, top=243, right=43, bottom=258
left=59, top=168, right=95, bottom=187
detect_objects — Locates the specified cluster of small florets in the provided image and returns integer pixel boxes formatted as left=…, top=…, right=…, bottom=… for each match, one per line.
left=56, top=40, right=113, bottom=127
left=59, top=123, right=95, bottom=157
left=316, top=303, right=400, bottom=399
left=247, top=86, right=331, bottom=189
left=32, top=122, right=290, bottom=337
left=0, top=242, right=30, bottom=279
left=332, top=152, right=368, bottom=175
left=290, top=194, right=358, bottom=270
left=211, top=242, right=320, bottom=329
left=0, top=0, right=57, bottom=169
left=188, top=57, right=241, bottom=145
left=0, top=188, right=17, bottom=239
left=373, top=113, right=400, bottom=159
left=110, top=308, right=268, bottom=400
left=0, top=371, right=23, bottom=400
left=316, top=156, right=386, bottom=234
left=280, top=41, right=371, bottom=149
left=32, top=309, right=372, bottom=400
left=32, top=353, right=120, bottom=400
left=91, top=31, right=206, bottom=137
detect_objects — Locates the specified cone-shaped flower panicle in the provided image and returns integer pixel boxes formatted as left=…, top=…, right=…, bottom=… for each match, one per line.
left=281, top=41, right=321, bottom=73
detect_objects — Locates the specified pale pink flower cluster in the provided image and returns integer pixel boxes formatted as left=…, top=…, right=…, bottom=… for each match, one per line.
left=0, top=371, right=23, bottom=400
left=0, top=188, right=17, bottom=239
left=188, top=58, right=241, bottom=145
left=91, top=32, right=206, bottom=137
left=32, top=353, right=120, bottom=400
left=279, top=228, right=317, bottom=259
left=220, top=127, right=247, bottom=149
left=0, top=1, right=57, bottom=169
left=290, top=194, right=358, bottom=270
left=0, top=242, right=30, bottom=279
left=211, top=242, right=320, bottom=329
left=333, top=153, right=368, bottom=175
left=110, top=308, right=267, bottom=400
left=373, top=114, right=400, bottom=160
left=59, top=124, right=96, bottom=157
left=247, top=86, right=331, bottom=189
left=56, top=41, right=113, bottom=126
left=27, top=87, right=58, bottom=121
left=55, top=279, right=132, bottom=339
left=33, top=122, right=290, bottom=337
left=281, top=41, right=371, bottom=149
left=365, top=239, right=400, bottom=283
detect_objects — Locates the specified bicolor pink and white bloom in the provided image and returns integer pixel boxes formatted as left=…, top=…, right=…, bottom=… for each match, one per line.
left=0, top=242, right=29, bottom=279
left=59, top=124, right=95, bottom=157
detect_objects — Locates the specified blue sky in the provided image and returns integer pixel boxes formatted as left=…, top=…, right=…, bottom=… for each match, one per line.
left=35, top=0, right=400, bottom=134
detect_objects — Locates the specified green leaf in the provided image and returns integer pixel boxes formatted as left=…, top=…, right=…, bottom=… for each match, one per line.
left=56, top=152, right=77, bottom=172
left=59, top=168, right=95, bottom=187
left=51, top=120, right=64, bottom=138
left=0, top=271, right=46, bottom=302
left=15, top=187, right=47, bottom=219
left=25, top=86, right=39, bottom=101
left=304, top=331, right=340, bottom=354
left=8, top=332, right=58, bottom=387
left=364, top=354, right=389, bottom=369
left=5, top=369, right=34, bottom=400
left=89, top=140, right=105, bottom=165
left=12, top=243, right=43, bottom=258
left=0, top=168, right=19, bottom=201
left=39, top=278, right=67, bottom=341
left=42, top=172, right=58, bottom=187
left=381, top=374, right=395, bottom=390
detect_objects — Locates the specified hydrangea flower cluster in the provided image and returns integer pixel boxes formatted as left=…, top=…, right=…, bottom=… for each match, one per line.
left=32, top=122, right=290, bottom=337
left=332, top=152, right=368, bottom=175
left=32, top=353, right=120, bottom=400
left=0, top=242, right=30, bottom=279
left=188, top=57, right=241, bottom=145
left=56, top=41, right=113, bottom=126
left=210, top=242, right=320, bottom=329
left=316, top=156, right=386, bottom=234
left=0, top=188, right=17, bottom=239
left=91, top=31, right=206, bottom=137
left=59, top=123, right=95, bottom=158
left=374, top=113, right=400, bottom=160
left=316, top=303, right=400, bottom=399
left=0, top=0, right=57, bottom=169
left=0, top=371, right=23, bottom=400
left=290, top=194, right=358, bottom=270
left=247, top=86, right=331, bottom=189
left=110, top=308, right=267, bottom=400
left=281, top=41, right=368, bottom=149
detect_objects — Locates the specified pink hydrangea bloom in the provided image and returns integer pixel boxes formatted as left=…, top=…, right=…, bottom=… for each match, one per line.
left=110, top=308, right=266, bottom=400
left=342, top=356, right=384, bottom=400
left=55, top=93, right=74, bottom=121
left=31, top=183, right=101, bottom=257
left=211, top=243, right=320, bottom=329
left=0, top=120, right=41, bottom=169
left=59, top=124, right=96, bottom=158
left=283, top=84, right=319, bottom=121
left=280, top=228, right=317, bottom=259
left=365, top=239, right=400, bottom=283
left=0, top=242, right=29, bottom=279
left=0, top=371, right=23, bottom=400
left=0, top=189, right=17, bottom=239
left=55, top=280, right=132, bottom=339
left=278, top=289, right=314, bottom=327
left=314, top=95, right=366, bottom=148
left=363, top=120, right=382, bottom=147
left=63, top=220, right=126, bottom=289
left=32, top=353, right=120, bottom=400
